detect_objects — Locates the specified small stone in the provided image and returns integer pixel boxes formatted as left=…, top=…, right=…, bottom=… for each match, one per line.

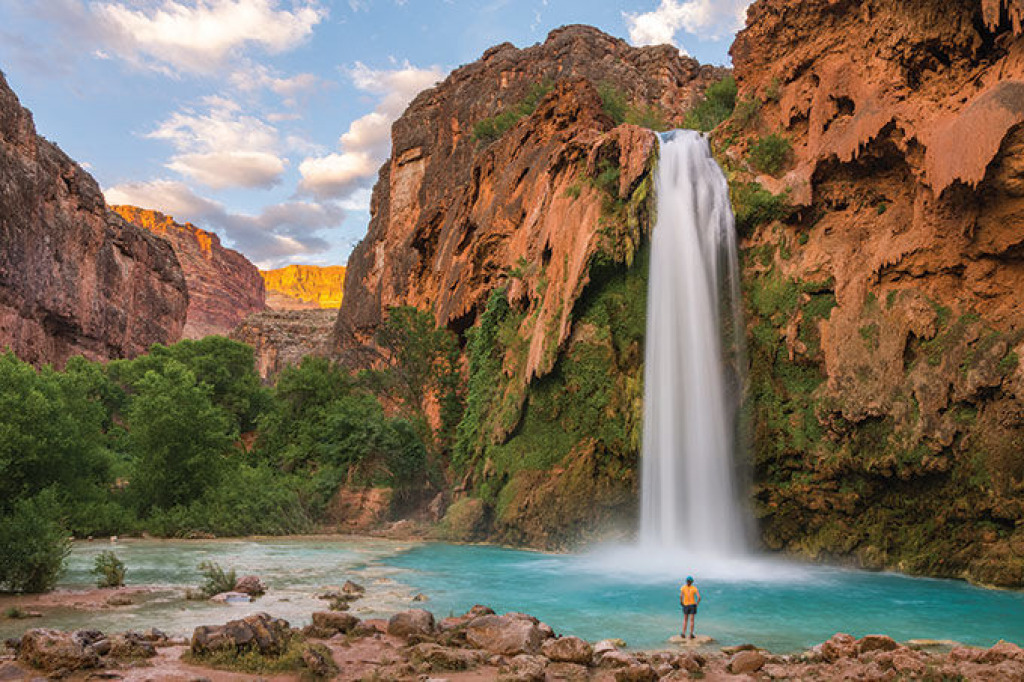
left=728, top=649, right=767, bottom=674
left=412, top=593, right=429, bottom=602
left=342, top=580, right=366, bottom=596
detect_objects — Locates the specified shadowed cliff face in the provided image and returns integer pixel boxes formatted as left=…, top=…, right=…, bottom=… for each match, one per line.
left=113, top=206, right=266, bottom=339
left=0, top=72, right=188, bottom=367
left=726, top=0, right=1024, bottom=586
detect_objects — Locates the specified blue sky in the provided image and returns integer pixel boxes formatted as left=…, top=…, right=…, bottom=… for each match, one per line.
left=0, top=1, right=751, bottom=268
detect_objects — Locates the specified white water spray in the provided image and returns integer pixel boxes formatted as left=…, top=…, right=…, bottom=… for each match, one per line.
left=639, top=130, right=748, bottom=556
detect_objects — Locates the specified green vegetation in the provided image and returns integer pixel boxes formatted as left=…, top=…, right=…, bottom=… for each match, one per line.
left=0, top=491, right=71, bottom=593
left=472, top=80, right=553, bottom=143
left=748, top=133, right=792, bottom=176
left=683, top=76, right=737, bottom=131
left=597, top=83, right=669, bottom=131
left=731, top=182, right=791, bottom=236
left=186, top=635, right=335, bottom=677
left=197, top=561, right=236, bottom=598
left=732, top=95, right=761, bottom=127
left=91, top=551, right=126, bottom=588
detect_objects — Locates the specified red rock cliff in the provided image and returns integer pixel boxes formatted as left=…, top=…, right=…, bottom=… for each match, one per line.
left=0, top=72, right=188, bottom=367
left=725, top=0, right=1024, bottom=585
left=333, top=25, right=724, bottom=370
left=261, top=264, right=346, bottom=310
left=113, top=206, right=266, bottom=339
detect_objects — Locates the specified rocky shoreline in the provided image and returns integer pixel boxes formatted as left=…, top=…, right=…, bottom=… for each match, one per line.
left=2, top=591, right=1021, bottom=681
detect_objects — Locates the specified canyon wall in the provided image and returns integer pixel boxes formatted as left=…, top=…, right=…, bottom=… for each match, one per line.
left=0, top=72, right=188, bottom=367
left=229, top=309, right=336, bottom=379
left=724, top=0, right=1024, bottom=586
left=334, top=25, right=724, bottom=546
left=261, top=264, right=346, bottom=310
left=113, top=206, right=266, bottom=338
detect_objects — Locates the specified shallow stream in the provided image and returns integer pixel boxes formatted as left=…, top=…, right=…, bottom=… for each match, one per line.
left=2, top=537, right=1022, bottom=652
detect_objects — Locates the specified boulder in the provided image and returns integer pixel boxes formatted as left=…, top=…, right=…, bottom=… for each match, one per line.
left=387, top=609, right=436, bottom=638
left=728, top=650, right=767, bottom=674
left=497, top=653, right=548, bottom=682
left=614, top=663, right=658, bottom=682
left=407, top=642, right=483, bottom=670
left=821, top=633, right=858, bottom=662
left=106, top=633, right=157, bottom=660
left=598, top=650, right=637, bottom=668
left=857, top=634, right=899, bottom=654
left=311, top=611, right=360, bottom=635
left=342, top=580, right=366, bottom=596
left=465, top=614, right=551, bottom=656
left=673, top=651, right=706, bottom=672
left=545, top=661, right=590, bottom=681
left=979, top=640, right=1024, bottom=663
left=17, top=629, right=100, bottom=672
left=541, top=636, right=593, bottom=664
left=301, top=644, right=336, bottom=677
left=190, top=613, right=291, bottom=656
left=233, top=575, right=267, bottom=596
left=594, top=639, right=623, bottom=655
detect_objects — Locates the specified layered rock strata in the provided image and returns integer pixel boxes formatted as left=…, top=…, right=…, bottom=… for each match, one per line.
left=230, top=309, right=335, bottom=379
left=261, top=264, right=346, bottom=310
left=0, top=72, right=187, bottom=367
left=726, top=0, right=1024, bottom=585
left=113, top=206, right=265, bottom=339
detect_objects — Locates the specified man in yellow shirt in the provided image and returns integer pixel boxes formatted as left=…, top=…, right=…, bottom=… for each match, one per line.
left=679, top=576, right=701, bottom=639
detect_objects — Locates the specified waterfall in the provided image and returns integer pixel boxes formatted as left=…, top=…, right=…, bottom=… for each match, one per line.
left=639, top=129, right=748, bottom=556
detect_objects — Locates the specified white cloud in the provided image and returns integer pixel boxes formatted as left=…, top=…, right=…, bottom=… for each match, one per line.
left=624, top=0, right=751, bottom=51
left=104, top=180, right=344, bottom=264
left=91, top=0, right=326, bottom=75
left=298, top=61, right=444, bottom=199
left=147, top=98, right=287, bottom=189
left=229, top=64, right=322, bottom=103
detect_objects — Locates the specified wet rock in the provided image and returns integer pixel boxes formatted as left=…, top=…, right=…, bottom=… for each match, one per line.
left=190, top=612, right=291, bottom=656
left=465, top=614, right=551, bottom=656
left=387, top=609, right=437, bottom=639
left=614, top=663, right=657, bottom=682
left=497, top=653, right=548, bottom=682
left=412, top=593, right=429, bottom=602
left=233, top=575, right=266, bottom=596
left=721, top=643, right=758, bottom=655
left=342, top=580, right=366, bottom=596
left=541, top=636, right=593, bottom=664
left=18, top=629, right=100, bottom=673
left=208, top=591, right=251, bottom=604
left=593, top=639, right=622, bottom=655
left=104, top=594, right=133, bottom=607
left=407, top=643, right=483, bottom=670
left=728, top=650, right=767, bottom=674
left=858, top=634, right=900, bottom=654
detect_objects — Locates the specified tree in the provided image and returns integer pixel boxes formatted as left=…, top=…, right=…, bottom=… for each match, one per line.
left=125, top=360, right=235, bottom=514
left=0, top=491, right=71, bottom=593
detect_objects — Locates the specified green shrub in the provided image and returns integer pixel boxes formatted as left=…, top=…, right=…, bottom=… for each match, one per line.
left=598, top=83, right=628, bottom=125
left=749, top=133, right=792, bottom=176
left=731, top=182, right=791, bottom=235
left=683, top=76, right=737, bottom=131
left=733, top=96, right=761, bottom=127
left=92, top=550, right=126, bottom=588
left=473, top=81, right=553, bottom=143
left=3, top=606, right=26, bottom=619
left=0, top=491, right=71, bottom=593
left=197, top=561, right=237, bottom=598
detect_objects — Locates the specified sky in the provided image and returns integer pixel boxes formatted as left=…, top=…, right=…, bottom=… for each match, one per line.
left=0, top=0, right=752, bottom=269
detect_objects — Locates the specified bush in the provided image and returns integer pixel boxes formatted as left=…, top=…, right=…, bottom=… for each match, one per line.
left=0, top=491, right=71, bottom=593
left=92, top=550, right=126, bottom=588
left=197, top=561, right=237, bottom=598
left=473, top=81, right=553, bottom=143
left=749, top=133, right=792, bottom=176
left=683, top=76, right=737, bottom=131
left=732, top=182, right=792, bottom=236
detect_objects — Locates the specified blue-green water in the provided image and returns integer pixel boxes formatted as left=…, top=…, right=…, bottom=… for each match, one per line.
left=2, top=538, right=1022, bottom=652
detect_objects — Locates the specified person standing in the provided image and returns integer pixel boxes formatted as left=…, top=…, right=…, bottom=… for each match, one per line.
left=680, top=575, right=701, bottom=639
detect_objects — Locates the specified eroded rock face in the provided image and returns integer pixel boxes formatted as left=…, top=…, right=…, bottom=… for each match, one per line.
left=334, top=24, right=722, bottom=364
left=229, top=309, right=335, bottom=379
left=0, top=72, right=187, bottom=367
left=113, top=206, right=265, bottom=338
left=261, top=264, right=346, bottom=310
left=728, top=0, right=1024, bottom=585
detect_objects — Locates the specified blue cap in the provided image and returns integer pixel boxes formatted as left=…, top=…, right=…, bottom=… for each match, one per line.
left=686, top=576, right=694, bottom=582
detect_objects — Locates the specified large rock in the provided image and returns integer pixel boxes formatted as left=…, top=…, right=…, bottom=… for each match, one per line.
left=311, top=611, right=360, bottom=635
left=497, top=653, right=548, bottom=682
left=17, top=629, right=100, bottom=672
left=387, top=609, right=436, bottom=638
left=464, top=613, right=552, bottom=656
left=407, top=642, right=483, bottom=671
left=233, top=575, right=267, bottom=596
left=857, top=634, right=900, bottom=654
left=190, top=612, right=291, bottom=656
left=113, top=205, right=265, bottom=338
left=728, top=649, right=767, bottom=674
left=821, top=633, right=858, bottom=662
left=541, top=636, right=593, bottom=664
left=0, top=73, right=188, bottom=367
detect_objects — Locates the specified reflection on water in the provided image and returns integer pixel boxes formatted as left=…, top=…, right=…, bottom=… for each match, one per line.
left=2, top=537, right=1023, bottom=652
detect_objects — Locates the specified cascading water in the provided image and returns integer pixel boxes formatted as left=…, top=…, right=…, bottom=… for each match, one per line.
left=639, top=129, right=748, bottom=556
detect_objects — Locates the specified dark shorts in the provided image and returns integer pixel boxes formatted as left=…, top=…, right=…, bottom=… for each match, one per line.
left=682, top=604, right=697, bottom=615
